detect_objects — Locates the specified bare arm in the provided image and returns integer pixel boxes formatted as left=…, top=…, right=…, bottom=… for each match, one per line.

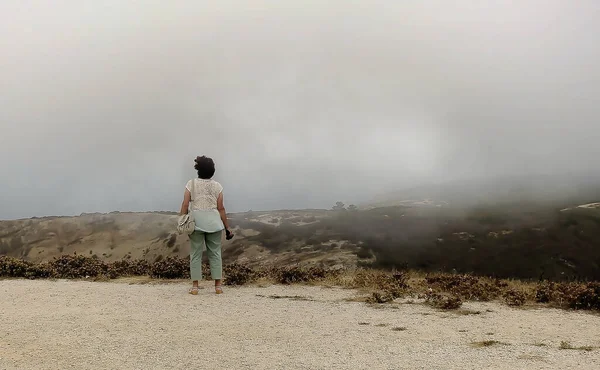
left=217, top=192, right=230, bottom=230
left=180, top=189, right=191, bottom=215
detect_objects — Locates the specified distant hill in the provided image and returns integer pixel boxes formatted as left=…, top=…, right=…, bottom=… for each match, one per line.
left=0, top=209, right=359, bottom=268
left=0, top=212, right=186, bottom=263
left=365, top=173, right=600, bottom=209
left=2, top=195, right=600, bottom=281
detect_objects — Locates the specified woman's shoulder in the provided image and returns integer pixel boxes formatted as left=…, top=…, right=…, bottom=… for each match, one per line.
left=210, top=179, right=223, bottom=192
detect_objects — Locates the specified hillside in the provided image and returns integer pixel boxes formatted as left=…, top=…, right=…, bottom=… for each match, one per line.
left=2, top=200, right=600, bottom=281
left=0, top=210, right=360, bottom=268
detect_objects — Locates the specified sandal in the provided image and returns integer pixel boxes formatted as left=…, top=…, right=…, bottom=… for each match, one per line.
left=215, top=285, right=223, bottom=294
left=189, top=287, right=200, bottom=295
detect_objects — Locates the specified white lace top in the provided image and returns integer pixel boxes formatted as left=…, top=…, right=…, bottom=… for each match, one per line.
left=185, top=178, right=223, bottom=210
left=185, top=178, right=225, bottom=232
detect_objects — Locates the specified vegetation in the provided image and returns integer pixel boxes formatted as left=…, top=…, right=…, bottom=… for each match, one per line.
left=503, top=289, right=528, bottom=306
left=559, top=341, right=595, bottom=352
left=470, top=340, right=508, bottom=348
left=2, top=254, right=599, bottom=312
left=423, top=291, right=463, bottom=310
left=2, top=195, right=600, bottom=315
left=231, top=202, right=600, bottom=281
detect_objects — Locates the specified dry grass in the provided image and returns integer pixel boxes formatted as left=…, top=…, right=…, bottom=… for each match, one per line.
left=257, top=294, right=315, bottom=302
left=559, top=341, right=595, bottom=352
left=454, top=309, right=482, bottom=316
left=470, top=340, right=510, bottom=348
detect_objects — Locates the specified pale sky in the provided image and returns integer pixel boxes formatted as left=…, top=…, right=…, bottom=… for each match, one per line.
left=1, top=1, right=599, bottom=219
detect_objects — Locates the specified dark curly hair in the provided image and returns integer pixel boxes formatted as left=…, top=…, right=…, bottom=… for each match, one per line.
left=194, top=156, right=216, bottom=179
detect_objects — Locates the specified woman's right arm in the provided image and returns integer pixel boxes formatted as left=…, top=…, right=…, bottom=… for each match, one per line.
left=217, top=192, right=230, bottom=230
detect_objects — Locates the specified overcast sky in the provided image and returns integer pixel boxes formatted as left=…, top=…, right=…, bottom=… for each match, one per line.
left=1, top=1, right=599, bottom=219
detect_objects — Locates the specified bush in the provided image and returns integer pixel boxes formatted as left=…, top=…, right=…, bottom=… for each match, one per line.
left=149, top=256, right=190, bottom=279
left=1, top=252, right=598, bottom=312
left=49, top=255, right=107, bottom=278
left=25, top=262, right=53, bottom=279
left=535, top=282, right=556, bottom=303
left=425, top=274, right=503, bottom=301
left=534, top=281, right=600, bottom=310
left=223, top=263, right=254, bottom=286
left=503, top=289, right=527, bottom=306
left=353, top=269, right=408, bottom=295
left=276, top=266, right=314, bottom=284
left=562, top=282, right=600, bottom=310
left=424, top=291, right=463, bottom=309
left=273, top=266, right=338, bottom=285
left=106, top=259, right=150, bottom=277
left=0, top=256, right=32, bottom=277
left=352, top=269, right=409, bottom=302
left=366, top=291, right=395, bottom=304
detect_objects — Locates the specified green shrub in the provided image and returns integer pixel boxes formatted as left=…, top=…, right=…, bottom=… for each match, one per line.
left=1, top=251, right=598, bottom=312
left=366, top=291, right=395, bottom=304
left=25, top=262, right=53, bottom=279
left=425, top=274, right=503, bottom=301
left=535, top=282, right=556, bottom=303
left=273, top=266, right=338, bottom=285
left=424, top=291, right=463, bottom=309
left=107, top=259, right=150, bottom=277
left=534, top=281, right=600, bottom=310
left=223, top=263, right=254, bottom=286
left=564, top=282, right=600, bottom=310
left=503, top=289, right=527, bottom=306
left=0, top=256, right=32, bottom=277
left=49, top=255, right=107, bottom=278
left=149, top=256, right=190, bottom=279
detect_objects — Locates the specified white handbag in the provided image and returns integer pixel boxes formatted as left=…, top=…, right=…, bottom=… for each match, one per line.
left=177, top=179, right=196, bottom=235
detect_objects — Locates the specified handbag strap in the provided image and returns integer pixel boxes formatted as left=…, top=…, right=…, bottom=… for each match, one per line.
left=189, top=178, right=196, bottom=212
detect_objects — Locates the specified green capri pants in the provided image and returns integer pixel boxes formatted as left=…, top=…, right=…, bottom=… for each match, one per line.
left=189, top=230, right=223, bottom=280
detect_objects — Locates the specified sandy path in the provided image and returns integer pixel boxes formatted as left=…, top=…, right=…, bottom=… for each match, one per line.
left=1, top=280, right=599, bottom=370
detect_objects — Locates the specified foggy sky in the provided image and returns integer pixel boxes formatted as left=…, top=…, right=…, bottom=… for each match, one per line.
left=1, top=1, right=599, bottom=219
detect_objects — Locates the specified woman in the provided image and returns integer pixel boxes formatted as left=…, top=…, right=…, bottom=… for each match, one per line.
left=180, top=156, right=233, bottom=295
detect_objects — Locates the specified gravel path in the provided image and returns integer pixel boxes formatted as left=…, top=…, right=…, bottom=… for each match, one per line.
left=1, top=279, right=599, bottom=370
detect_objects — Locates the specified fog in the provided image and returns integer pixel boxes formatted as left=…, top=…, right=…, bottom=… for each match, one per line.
left=1, top=1, right=599, bottom=219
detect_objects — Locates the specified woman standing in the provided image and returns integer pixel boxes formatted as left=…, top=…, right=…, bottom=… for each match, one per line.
left=180, top=156, right=233, bottom=295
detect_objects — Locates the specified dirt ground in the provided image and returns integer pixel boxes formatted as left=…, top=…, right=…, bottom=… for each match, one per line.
left=1, top=279, right=599, bottom=369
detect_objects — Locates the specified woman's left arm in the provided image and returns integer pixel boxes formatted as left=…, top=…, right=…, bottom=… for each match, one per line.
left=180, top=189, right=191, bottom=215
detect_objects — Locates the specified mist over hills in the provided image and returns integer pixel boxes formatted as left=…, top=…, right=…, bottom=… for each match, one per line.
left=2, top=175, right=600, bottom=281
left=366, top=172, right=600, bottom=209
